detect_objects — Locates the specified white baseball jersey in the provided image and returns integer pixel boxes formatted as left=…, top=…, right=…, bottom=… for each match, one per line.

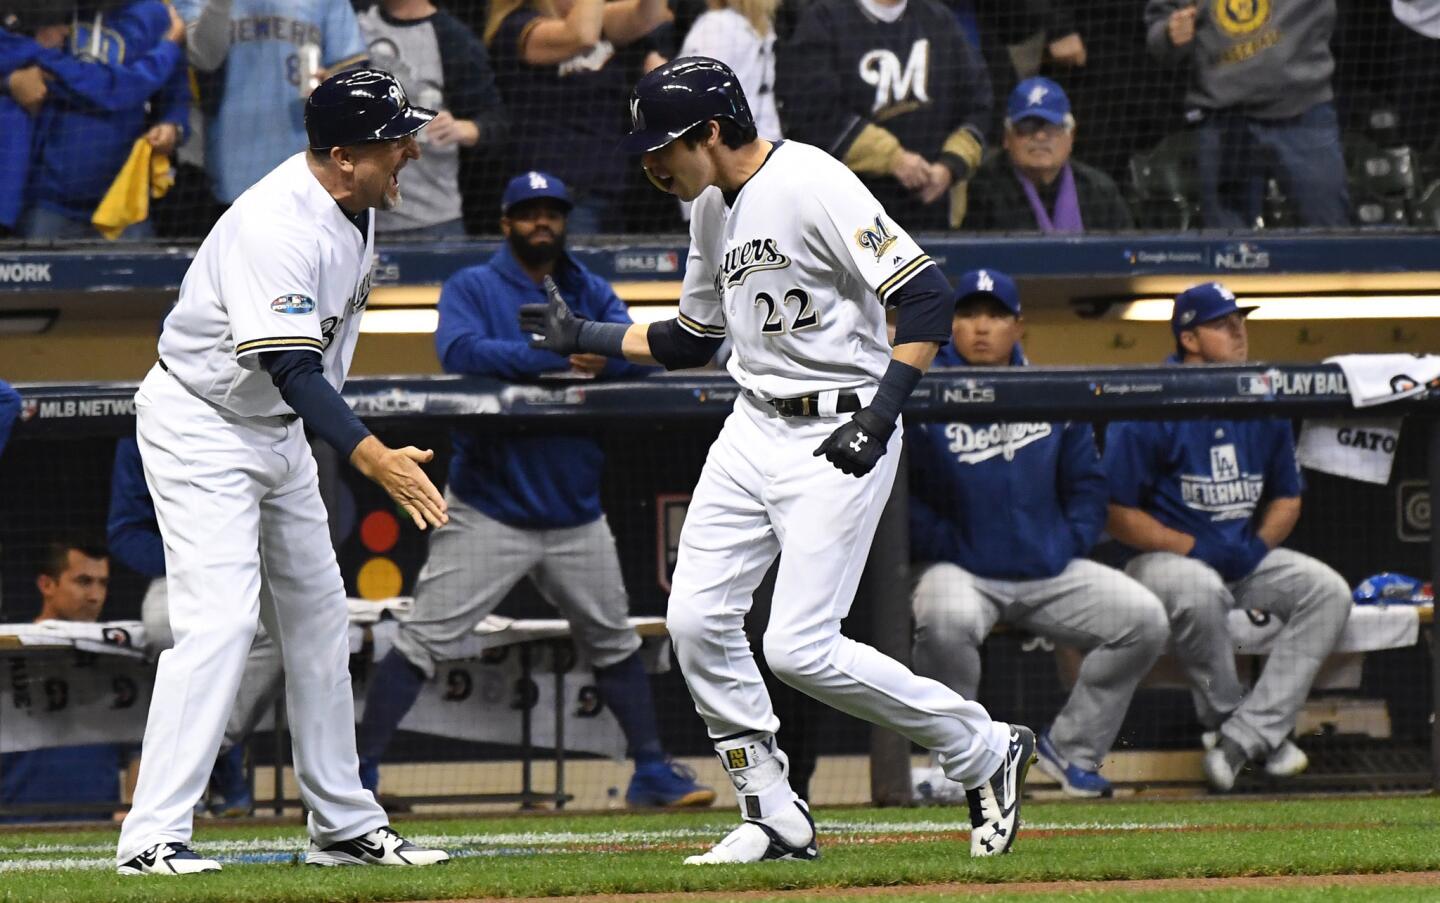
left=158, top=153, right=374, bottom=418
left=679, top=140, right=934, bottom=400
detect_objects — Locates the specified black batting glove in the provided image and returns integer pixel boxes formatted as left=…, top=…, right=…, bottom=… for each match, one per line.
left=518, top=275, right=586, bottom=354
left=813, top=407, right=894, bottom=477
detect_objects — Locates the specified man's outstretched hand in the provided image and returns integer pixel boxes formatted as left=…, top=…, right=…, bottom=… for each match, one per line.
left=519, top=275, right=585, bottom=354
left=350, top=436, right=448, bottom=530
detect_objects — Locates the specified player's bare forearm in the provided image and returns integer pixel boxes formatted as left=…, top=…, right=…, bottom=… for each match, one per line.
left=1106, top=503, right=1195, bottom=555
left=350, top=436, right=449, bottom=530
left=892, top=340, right=940, bottom=373
left=620, top=322, right=661, bottom=365
left=1255, top=496, right=1301, bottom=549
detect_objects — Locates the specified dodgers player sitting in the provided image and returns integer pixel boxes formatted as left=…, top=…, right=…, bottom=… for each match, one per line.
left=906, top=270, right=1169, bottom=800
left=1104, top=282, right=1351, bottom=793
left=524, top=57, right=1035, bottom=863
left=116, top=70, right=449, bottom=875
left=355, top=170, right=715, bottom=809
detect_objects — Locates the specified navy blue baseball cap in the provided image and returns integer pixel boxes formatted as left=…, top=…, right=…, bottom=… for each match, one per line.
left=501, top=171, right=573, bottom=214
left=1007, top=77, right=1070, bottom=126
left=621, top=57, right=755, bottom=153
left=955, top=269, right=1021, bottom=315
left=1171, top=282, right=1258, bottom=337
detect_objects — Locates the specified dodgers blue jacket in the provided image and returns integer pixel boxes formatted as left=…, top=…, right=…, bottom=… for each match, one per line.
left=0, top=35, right=36, bottom=230
left=27, top=0, right=189, bottom=220
left=435, top=245, right=652, bottom=529
left=107, top=437, right=165, bottom=577
left=1103, top=400, right=1303, bottom=558
left=907, top=342, right=1107, bottom=580
left=1, top=744, right=127, bottom=823
left=0, top=379, right=20, bottom=457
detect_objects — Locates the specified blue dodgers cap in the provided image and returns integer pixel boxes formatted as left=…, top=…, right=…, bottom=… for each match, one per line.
left=501, top=171, right=573, bottom=214
left=954, top=269, right=1021, bottom=315
left=1171, top=282, right=1259, bottom=337
left=1007, top=77, right=1071, bottom=126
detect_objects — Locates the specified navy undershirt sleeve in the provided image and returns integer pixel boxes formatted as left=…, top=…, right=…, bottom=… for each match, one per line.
left=261, top=350, right=372, bottom=457
left=890, top=265, right=955, bottom=346
left=646, top=319, right=724, bottom=370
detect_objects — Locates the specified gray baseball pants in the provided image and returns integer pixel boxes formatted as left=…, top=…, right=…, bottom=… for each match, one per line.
left=912, top=558, right=1169, bottom=771
left=392, top=491, right=641, bottom=678
left=1126, top=548, right=1351, bottom=758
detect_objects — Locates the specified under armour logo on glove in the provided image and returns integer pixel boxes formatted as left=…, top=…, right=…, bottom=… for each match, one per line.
left=518, top=276, right=585, bottom=354
left=814, top=408, right=893, bottom=477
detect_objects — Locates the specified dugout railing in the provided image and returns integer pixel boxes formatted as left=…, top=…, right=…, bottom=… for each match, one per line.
left=0, top=364, right=1436, bottom=819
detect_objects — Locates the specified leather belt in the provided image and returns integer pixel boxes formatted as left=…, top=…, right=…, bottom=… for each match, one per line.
left=767, top=391, right=862, bottom=418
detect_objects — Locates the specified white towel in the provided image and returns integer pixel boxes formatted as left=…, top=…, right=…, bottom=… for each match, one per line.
left=1297, top=418, right=1403, bottom=485
left=1327, top=353, right=1440, bottom=408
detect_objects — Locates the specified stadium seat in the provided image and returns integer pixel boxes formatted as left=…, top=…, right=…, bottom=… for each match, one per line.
left=1127, top=131, right=1200, bottom=231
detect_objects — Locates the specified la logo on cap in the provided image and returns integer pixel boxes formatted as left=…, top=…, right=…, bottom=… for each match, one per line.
left=976, top=270, right=994, bottom=292
left=528, top=172, right=548, bottom=189
left=1027, top=85, right=1049, bottom=106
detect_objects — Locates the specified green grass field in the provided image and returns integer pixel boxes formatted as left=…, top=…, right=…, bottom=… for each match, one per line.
left=2, top=795, right=1438, bottom=902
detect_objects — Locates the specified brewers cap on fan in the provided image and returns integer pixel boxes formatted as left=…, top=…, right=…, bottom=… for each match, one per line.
left=305, top=68, right=437, bottom=151
left=620, top=57, right=756, bottom=153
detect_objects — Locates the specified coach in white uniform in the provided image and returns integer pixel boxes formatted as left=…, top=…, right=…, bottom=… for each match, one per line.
left=523, top=58, right=1035, bottom=864
left=117, top=69, right=450, bottom=875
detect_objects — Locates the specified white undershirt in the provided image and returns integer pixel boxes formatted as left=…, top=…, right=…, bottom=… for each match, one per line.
left=857, top=0, right=907, bottom=25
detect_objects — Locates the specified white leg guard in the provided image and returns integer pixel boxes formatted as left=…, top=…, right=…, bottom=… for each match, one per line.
left=714, top=732, right=799, bottom=823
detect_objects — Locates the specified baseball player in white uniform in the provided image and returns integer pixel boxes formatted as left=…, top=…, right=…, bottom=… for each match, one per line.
left=116, top=69, right=450, bottom=875
left=522, top=57, right=1035, bottom=863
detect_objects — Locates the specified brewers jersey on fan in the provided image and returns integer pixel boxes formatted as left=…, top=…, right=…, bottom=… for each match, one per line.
left=679, top=140, right=933, bottom=400
left=157, top=153, right=373, bottom=417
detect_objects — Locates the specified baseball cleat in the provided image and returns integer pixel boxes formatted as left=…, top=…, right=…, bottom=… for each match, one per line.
left=1203, top=736, right=1247, bottom=793
left=967, top=724, right=1035, bottom=857
left=117, top=842, right=221, bottom=876
left=305, top=826, right=450, bottom=866
left=684, top=801, right=818, bottom=865
left=912, top=763, right=966, bottom=804
left=626, top=759, right=717, bottom=808
left=1035, top=729, right=1113, bottom=799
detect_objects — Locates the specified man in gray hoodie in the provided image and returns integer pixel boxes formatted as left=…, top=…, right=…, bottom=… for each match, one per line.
left=1145, top=0, right=1349, bottom=229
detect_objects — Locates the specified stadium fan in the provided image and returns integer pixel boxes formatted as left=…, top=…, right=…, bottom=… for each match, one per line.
left=965, top=77, right=1133, bottom=233
left=1104, top=282, right=1352, bottom=792
left=177, top=0, right=368, bottom=206
left=485, top=0, right=672, bottom=233
left=0, top=539, right=134, bottom=821
left=678, top=0, right=779, bottom=141
left=0, top=377, right=19, bottom=458
left=358, top=0, right=508, bottom=238
left=775, top=0, right=991, bottom=230
left=12, top=0, right=189, bottom=240
left=908, top=269, right=1167, bottom=799
left=1144, top=0, right=1350, bottom=228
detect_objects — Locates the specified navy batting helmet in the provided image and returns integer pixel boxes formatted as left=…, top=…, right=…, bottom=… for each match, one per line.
left=620, top=57, right=755, bottom=153
left=305, top=69, right=436, bottom=151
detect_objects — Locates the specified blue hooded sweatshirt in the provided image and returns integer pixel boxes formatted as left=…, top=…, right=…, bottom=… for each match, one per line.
left=906, top=341, right=1108, bottom=580
left=27, top=0, right=189, bottom=221
left=435, top=244, right=654, bottom=529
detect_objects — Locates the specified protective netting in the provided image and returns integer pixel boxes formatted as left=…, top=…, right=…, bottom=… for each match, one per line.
left=0, top=385, right=1431, bottom=820
left=2, top=0, right=1438, bottom=241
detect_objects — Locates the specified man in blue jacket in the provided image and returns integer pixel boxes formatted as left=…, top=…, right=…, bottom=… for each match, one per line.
left=355, top=171, right=713, bottom=808
left=908, top=269, right=1168, bottom=799
left=1104, top=282, right=1350, bottom=792
left=0, top=378, right=19, bottom=457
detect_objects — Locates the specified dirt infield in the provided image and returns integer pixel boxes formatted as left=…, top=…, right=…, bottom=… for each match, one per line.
left=449, top=871, right=1440, bottom=902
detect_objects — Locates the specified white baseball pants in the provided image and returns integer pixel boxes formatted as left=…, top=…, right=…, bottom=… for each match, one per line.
left=666, top=396, right=1009, bottom=789
left=118, top=365, right=386, bottom=864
